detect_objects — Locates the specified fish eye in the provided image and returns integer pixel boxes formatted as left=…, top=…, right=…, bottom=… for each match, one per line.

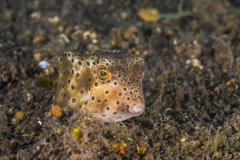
left=97, top=67, right=111, bottom=81
left=100, top=71, right=107, bottom=76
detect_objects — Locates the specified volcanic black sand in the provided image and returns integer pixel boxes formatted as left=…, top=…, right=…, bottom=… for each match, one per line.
left=1, top=0, right=240, bottom=159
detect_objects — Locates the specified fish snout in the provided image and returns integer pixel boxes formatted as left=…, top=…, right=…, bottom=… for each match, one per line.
left=127, top=98, right=145, bottom=115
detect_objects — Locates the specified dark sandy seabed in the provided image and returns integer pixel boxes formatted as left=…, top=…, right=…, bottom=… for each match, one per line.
left=1, top=0, right=240, bottom=159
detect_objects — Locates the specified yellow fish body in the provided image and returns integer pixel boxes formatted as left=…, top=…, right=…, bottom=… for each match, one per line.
left=33, top=50, right=145, bottom=122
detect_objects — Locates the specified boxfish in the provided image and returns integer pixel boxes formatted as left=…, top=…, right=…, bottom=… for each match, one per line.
left=33, top=50, right=145, bottom=122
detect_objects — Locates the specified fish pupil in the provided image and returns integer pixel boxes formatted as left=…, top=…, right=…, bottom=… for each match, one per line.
left=100, top=71, right=107, bottom=77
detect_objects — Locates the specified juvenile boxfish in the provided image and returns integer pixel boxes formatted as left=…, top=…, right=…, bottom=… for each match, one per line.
left=33, top=50, right=145, bottom=122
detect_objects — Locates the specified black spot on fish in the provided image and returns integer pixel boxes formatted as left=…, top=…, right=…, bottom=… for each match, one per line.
left=72, top=99, right=76, bottom=103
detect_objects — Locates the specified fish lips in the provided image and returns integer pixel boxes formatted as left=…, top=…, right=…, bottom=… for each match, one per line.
left=126, top=99, right=145, bottom=115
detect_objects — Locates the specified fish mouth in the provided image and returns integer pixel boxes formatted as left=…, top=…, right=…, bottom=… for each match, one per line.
left=127, top=103, right=145, bottom=115
left=126, top=97, right=145, bottom=114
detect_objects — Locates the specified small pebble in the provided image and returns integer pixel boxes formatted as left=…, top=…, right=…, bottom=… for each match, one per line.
left=38, top=61, right=50, bottom=69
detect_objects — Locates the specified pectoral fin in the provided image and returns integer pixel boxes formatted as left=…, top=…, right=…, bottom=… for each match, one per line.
left=32, top=74, right=58, bottom=88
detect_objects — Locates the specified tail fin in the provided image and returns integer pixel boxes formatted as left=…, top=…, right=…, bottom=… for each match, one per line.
left=32, top=74, right=58, bottom=88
